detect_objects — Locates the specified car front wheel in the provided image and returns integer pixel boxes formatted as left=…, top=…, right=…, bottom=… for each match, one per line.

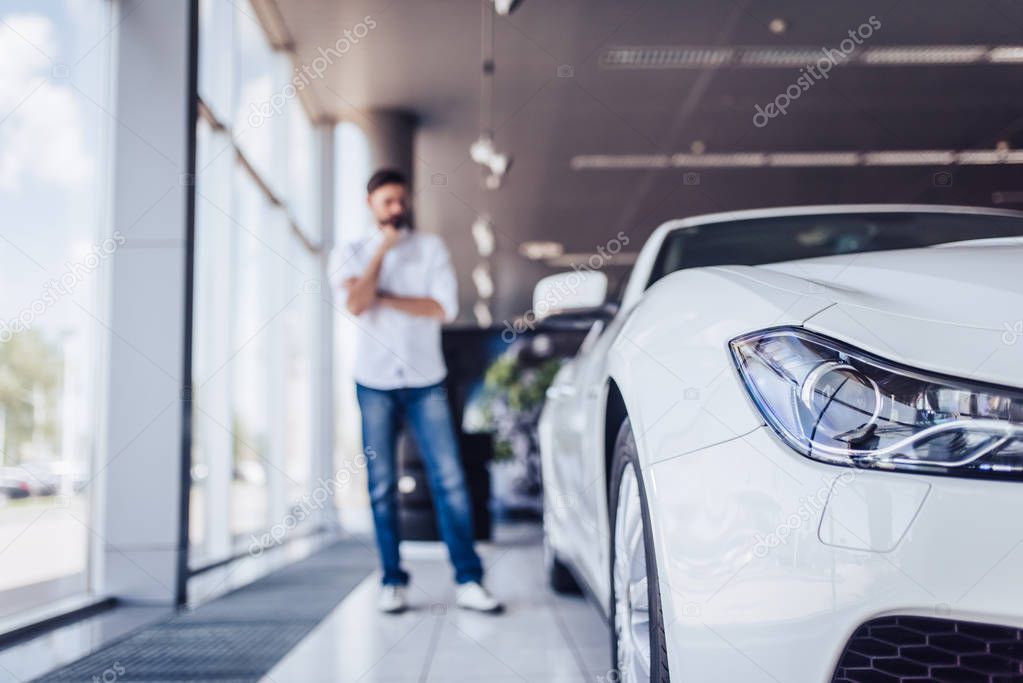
left=609, top=418, right=670, bottom=682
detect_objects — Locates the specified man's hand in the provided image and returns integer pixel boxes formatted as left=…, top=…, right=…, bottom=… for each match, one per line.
left=343, top=275, right=374, bottom=315
left=379, top=225, right=402, bottom=251
left=343, top=227, right=404, bottom=316
left=377, top=292, right=447, bottom=321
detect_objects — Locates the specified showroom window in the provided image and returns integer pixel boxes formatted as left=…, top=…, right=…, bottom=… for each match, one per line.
left=190, top=0, right=324, bottom=568
left=331, top=121, right=374, bottom=532
left=0, top=0, right=113, bottom=619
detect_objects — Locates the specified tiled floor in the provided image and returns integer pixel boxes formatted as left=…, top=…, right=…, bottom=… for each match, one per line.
left=261, top=524, right=612, bottom=682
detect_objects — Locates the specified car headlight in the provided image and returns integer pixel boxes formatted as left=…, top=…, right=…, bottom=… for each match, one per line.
left=730, top=327, right=1023, bottom=478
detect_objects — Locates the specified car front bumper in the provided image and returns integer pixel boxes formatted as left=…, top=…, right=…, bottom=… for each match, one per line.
left=646, top=425, right=1023, bottom=682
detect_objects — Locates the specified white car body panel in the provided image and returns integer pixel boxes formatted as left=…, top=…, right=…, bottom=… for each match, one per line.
left=538, top=204, right=1023, bottom=681
left=649, top=430, right=1023, bottom=682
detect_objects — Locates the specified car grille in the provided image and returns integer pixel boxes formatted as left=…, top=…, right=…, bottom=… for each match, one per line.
left=832, top=615, right=1023, bottom=683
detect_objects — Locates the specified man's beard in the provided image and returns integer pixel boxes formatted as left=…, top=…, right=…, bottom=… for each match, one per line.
left=383, top=213, right=411, bottom=229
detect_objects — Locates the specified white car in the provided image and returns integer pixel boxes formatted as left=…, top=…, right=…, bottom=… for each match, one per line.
left=537, top=205, right=1023, bottom=683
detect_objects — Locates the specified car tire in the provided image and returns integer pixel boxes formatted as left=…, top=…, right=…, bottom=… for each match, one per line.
left=609, top=418, right=670, bottom=683
left=544, top=527, right=582, bottom=594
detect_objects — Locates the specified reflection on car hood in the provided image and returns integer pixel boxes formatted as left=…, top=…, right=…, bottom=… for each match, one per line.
left=756, top=239, right=1023, bottom=331
left=707, top=239, right=1023, bottom=386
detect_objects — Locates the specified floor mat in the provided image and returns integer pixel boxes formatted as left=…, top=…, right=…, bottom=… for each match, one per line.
left=33, top=539, right=376, bottom=682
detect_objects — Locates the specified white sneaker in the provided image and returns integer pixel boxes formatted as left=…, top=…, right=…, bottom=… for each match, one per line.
left=378, top=585, right=408, bottom=614
left=455, top=582, right=504, bottom=614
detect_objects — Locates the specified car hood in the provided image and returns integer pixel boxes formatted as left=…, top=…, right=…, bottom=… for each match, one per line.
left=759, top=240, right=1022, bottom=329
left=723, top=239, right=1023, bottom=386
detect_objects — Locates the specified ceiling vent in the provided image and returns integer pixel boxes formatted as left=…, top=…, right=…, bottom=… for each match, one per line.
left=601, top=45, right=1023, bottom=69
left=571, top=149, right=1023, bottom=170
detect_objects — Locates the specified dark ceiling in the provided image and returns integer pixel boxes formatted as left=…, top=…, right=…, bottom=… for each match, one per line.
left=273, top=0, right=1023, bottom=321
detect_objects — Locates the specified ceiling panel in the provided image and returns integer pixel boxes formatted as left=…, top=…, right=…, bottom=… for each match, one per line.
left=273, top=0, right=1023, bottom=319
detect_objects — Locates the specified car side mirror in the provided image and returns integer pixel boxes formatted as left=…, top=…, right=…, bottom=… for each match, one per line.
left=538, top=301, right=618, bottom=331
left=599, top=300, right=620, bottom=319
left=532, top=270, right=608, bottom=319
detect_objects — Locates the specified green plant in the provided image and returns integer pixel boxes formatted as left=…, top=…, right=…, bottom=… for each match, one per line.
left=481, top=354, right=562, bottom=462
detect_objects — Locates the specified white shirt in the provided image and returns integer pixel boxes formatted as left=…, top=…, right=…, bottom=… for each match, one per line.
left=330, top=229, right=459, bottom=390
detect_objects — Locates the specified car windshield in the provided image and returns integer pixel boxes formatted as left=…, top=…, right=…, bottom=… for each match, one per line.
left=648, top=211, right=1023, bottom=288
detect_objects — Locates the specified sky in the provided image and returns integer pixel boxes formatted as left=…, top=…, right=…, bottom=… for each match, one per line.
left=0, top=0, right=110, bottom=341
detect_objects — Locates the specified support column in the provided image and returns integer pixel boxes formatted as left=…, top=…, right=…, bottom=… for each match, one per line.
left=97, top=0, right=197, bottom=605
left=362, top=110, right=417, bottom=184
left=313, top=123, right=339, bottom=530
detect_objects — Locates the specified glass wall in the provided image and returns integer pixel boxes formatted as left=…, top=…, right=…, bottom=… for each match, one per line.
left=332, top=121, right=374, bottom=532
left=0, top=0, right=112, bottom=618
left=190, top=0, right=325, bottom=568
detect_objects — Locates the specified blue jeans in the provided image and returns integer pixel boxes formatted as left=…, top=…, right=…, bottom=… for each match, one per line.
left=355, top=381, right=484, bottom=586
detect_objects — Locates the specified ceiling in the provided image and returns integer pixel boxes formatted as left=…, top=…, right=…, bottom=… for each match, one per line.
left=271, top=0, right=1023, bottom=321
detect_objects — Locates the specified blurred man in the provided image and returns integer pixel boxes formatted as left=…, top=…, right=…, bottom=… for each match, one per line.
left=331, top=169, right=503, bottom=614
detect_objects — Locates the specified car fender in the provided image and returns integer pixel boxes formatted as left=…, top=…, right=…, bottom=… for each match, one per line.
left=606, top=266, right=834, bottom=471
